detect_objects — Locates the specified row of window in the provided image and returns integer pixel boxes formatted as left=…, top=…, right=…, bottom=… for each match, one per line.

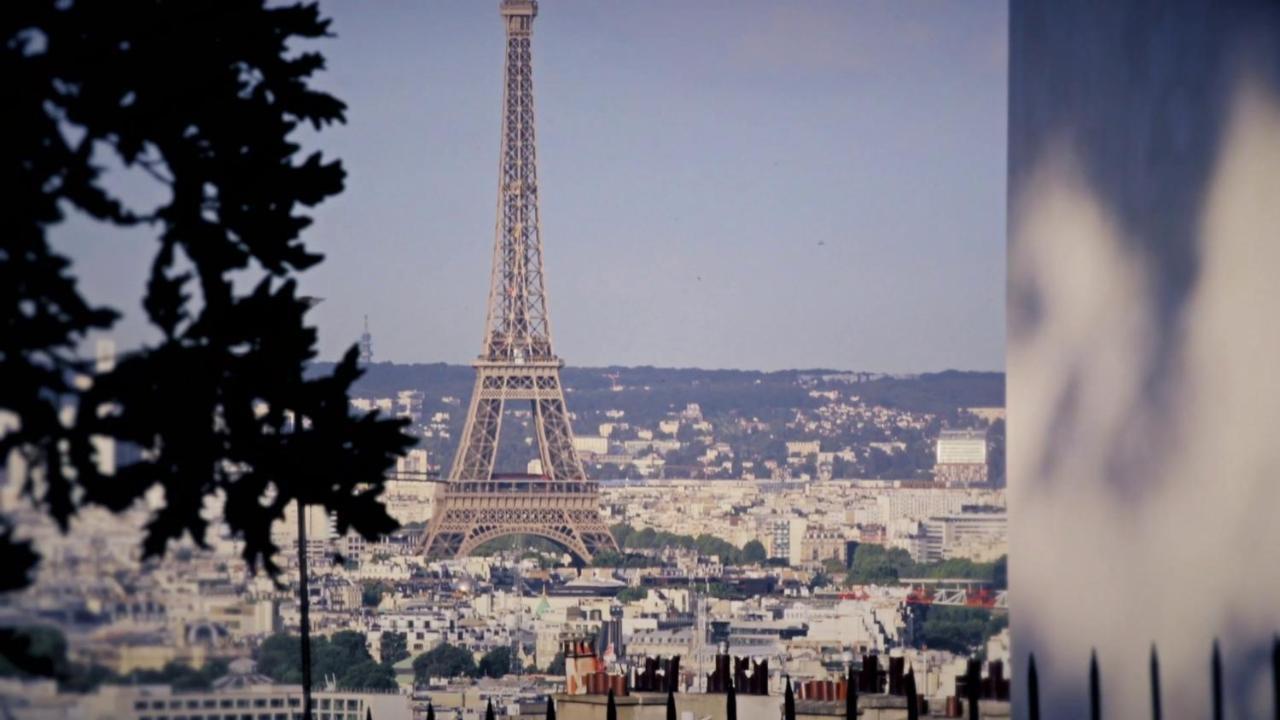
left=381, top=619, right=438, bottom=629
left=135, top=698, right=290, bottom=710
left=138, top=715, right=289, bottom=720
left=133, top=698, right=360, bottom=712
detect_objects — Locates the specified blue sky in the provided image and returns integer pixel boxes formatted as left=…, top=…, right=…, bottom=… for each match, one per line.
left=57, top=1, right=1008, bottom=372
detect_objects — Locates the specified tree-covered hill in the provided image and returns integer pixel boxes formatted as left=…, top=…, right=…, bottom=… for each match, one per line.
left=309, top=362, right=1004, bottom=480
left=308, top=362, right=1003, bottom=419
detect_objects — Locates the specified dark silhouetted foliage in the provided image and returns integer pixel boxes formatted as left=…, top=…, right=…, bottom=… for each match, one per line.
left=1, top=0, right=414, bottom=587
left=606, top=523, right=763, bottom=566
left=589, top=549, right=662, bottom=568
left=111, top=659, right=231, bottom=692
left=257, top=631, right=394, bottom=690
left=478, top=646, right=513, bottom=679
left=741, top=540, right=768, bottom=564
left=914, top=607, right=1008, bottom=655
left=615, top=586, right=647, bottom=603
left=412, top=643, right=478, bottom=682
left=339, top=660, right=397, bottom=692
left=845, top=544, right=1007, bottom=588
left=0, top=625, right=70, bottom=679
left=380, top=631, right=409, bottom=667
left=363, top=580, right=390, bottom=608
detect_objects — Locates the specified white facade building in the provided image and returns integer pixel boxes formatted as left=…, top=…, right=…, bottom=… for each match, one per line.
left=919, top=511, right=1008, bottom=563
left=572, top=435, right=609, bottom=456
left=935, top=430, right=988, bottom=465
left=394, top=390, right=424, bottom=426
left=934, top=429, right=989, bottom=485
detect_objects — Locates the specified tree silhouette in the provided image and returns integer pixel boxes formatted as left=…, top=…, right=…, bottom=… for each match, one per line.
left=380, top=631, right=409, bottom=667
left=478, top=646, right=513, bottom=679
left=0, top=0, right=413, bottom=586
left=413, top=643, right=478, bottom=682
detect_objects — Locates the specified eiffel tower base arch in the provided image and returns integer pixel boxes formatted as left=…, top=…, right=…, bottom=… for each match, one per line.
left=424, top=485, right=617, bottom=564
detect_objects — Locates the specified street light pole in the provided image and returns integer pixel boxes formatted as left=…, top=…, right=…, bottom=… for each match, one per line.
left=297, top=501, right=313, bottom=720
left=283, top=404, right=316, bottom=720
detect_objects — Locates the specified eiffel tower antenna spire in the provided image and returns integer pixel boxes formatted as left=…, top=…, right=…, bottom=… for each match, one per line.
left=422, top=0, right=618, bottom=563
left=358, top=314, right=373, bottom=364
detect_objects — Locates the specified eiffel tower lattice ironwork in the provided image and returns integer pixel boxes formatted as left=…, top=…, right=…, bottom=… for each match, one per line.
left=422, top=0, right=618, bottom=563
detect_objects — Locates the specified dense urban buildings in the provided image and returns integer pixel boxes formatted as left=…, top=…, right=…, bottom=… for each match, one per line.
left=0, top=361, right=1007, bottom=719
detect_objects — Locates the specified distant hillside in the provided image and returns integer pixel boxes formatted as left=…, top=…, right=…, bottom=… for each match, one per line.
left=839, top=370, right=1005, bottom=414
left=307, top=362, right=1004, bottom=481
left=307, top=362, right=1003, bottom=417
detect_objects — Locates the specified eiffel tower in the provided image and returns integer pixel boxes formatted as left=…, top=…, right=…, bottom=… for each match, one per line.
left=422, top=0, right=618, bottom=563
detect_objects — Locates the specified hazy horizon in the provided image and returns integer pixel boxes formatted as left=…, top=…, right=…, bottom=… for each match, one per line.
left=321, top=358, right=1004, bottom=376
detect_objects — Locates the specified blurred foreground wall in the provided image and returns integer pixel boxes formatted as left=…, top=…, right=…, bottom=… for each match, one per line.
left=1008, top=1, right=1280, bottom=718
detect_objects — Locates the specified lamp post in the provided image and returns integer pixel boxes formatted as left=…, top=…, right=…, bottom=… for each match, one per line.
left=297, top=499, right=313, bottom=720
left=284, top=404, right=315, bottom=720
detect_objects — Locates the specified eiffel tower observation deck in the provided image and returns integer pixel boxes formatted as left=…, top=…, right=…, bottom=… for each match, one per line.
left=421, top=0, right=619, bottom=563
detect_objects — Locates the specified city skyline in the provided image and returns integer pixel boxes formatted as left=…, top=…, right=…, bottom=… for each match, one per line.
left=50, top=0, right=1008, bottom=373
